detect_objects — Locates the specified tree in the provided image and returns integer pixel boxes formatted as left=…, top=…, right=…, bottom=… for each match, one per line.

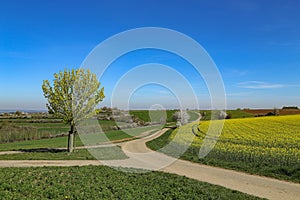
left=218, top=110, right=228, bottom=119
left=15, top=111, right=22, bottom=116
left=173, top=111, right=189, bottom=126
left=42, top=69, right=105, bottom=152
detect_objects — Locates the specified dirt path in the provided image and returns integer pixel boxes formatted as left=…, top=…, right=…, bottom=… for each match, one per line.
left=0, top=128, right=299, bottom=200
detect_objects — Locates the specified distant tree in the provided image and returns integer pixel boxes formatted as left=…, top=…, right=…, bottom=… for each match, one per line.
left=172, top=111, right=181, bottom=122
left=225, top=113, right=232, bottom=119
left=265, top=112, right=275, bottom=116
left=42, top=69, right=105, bottom=152
left=218, top=110, right=228, bottom=119
left=201, top=111, right=207, bottom=120
left=173, top=111, right=189, bottom=126
left=15, top=111, right=22, bottom=116
left=101, top=106, right=108, bottom=111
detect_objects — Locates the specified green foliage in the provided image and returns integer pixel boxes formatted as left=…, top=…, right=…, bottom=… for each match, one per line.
left=0, top=166, right=262, bottom=199
left=147, top=128, right=174, bottom=150
left=42, top=69, right=105, bottom=125
left=42, top=68, right=105, bottom=152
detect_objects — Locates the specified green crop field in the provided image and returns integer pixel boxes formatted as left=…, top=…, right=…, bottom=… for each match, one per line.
left=147, top=115, right=300, bottom=182
left=0, top=119, right=132, bottom=143
left=130, top=110, right=178, bottom=122
left=0, top=166, right=261, bottom=199
left=0, top=125, right=159, bottom=152
left=199, top=110, right=254, bottom=120
left=186, top=111, right=200, bottom=121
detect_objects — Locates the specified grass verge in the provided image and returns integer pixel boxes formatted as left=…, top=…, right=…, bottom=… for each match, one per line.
left=0, top=146, right=127, bottom=160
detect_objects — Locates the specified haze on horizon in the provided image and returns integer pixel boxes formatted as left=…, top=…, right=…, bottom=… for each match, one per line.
left=1, top=0, right=299, bottom=111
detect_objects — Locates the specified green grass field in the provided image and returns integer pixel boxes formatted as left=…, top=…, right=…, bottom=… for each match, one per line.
left=0, top=165, right=262, bottom=200
left=199, top=110, right=254, bottom=120
left=0, top=146, right=127, bottom=160
left=0, top=119, right=127, bottom=139
left=130, top=110, right=178, bottom=122
left=186, top=111, right=200, bottom=121
left=147, top=115, right=300, bottom=183
left=0, top=126, right=159, bottom=151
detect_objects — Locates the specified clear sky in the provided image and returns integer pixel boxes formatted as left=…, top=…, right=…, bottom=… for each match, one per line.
left=0, top=0, right=299, bottom=110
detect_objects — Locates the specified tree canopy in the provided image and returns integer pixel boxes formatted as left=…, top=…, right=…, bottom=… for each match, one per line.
left=42, top=68, right=105, bottom=152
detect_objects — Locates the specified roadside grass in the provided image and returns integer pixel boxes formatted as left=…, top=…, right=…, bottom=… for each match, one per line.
left=179, top=147, right=300, bottom=183
left=79, top=126, right=160, bottom=146
left=0, top=125, right=160, bottom=151
left=0, top=136, right=79, bottom=151
left=0, top=146, right=127, bottom=160
left=0, top=165, right=262, bottom=199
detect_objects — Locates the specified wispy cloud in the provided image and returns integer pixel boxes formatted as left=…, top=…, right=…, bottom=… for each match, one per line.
left=237, top=81, right=284, bottom=89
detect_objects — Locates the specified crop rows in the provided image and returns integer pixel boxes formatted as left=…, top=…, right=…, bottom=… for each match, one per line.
left=169, top=115, right=300, bottom=167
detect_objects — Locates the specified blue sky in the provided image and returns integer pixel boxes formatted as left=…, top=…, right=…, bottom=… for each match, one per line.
left=0, top=0, right=300, bottom=110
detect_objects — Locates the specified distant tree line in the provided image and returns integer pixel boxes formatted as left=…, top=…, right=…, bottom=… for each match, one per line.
left=282, top=106, right=299, bottom=110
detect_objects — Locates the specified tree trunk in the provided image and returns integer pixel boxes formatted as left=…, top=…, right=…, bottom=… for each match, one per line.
left=67, top=124, right=75, bottom=153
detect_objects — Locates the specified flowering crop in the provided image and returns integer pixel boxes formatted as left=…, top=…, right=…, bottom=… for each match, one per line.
left=171, top=115, right=300, bottom=166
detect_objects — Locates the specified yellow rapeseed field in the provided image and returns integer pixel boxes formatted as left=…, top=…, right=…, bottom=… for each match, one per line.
left=170, top=115, right=300, bottom=166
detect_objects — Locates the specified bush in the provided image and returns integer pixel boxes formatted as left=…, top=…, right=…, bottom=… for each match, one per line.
left=225, top=113, right=232, bottom=119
